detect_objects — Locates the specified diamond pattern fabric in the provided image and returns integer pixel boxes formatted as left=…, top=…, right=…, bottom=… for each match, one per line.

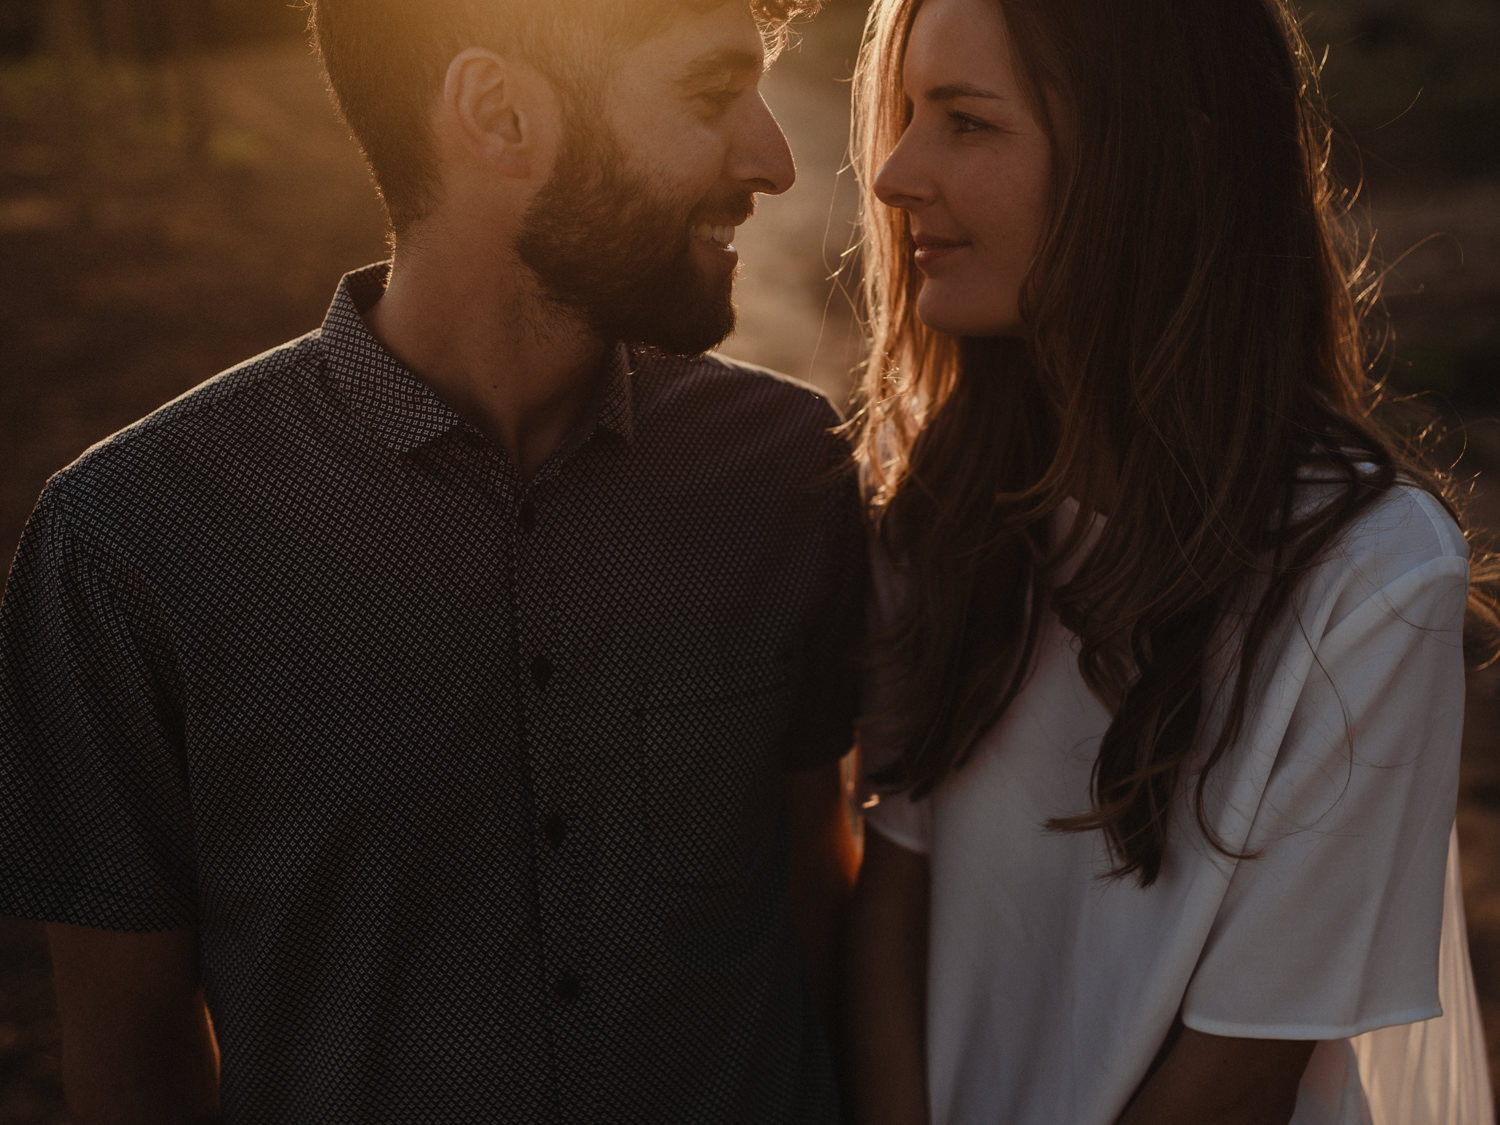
left=0, top=263, right=864, bottom=1123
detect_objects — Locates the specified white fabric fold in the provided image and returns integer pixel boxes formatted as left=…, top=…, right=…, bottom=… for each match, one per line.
left=1352, top=826, right=1495, bottom=1125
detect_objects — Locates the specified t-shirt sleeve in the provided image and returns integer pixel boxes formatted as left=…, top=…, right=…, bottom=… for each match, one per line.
left=1181, top=550, right=1469, bottom=1039
left=861, top=785, right=934, bottom=855
left=782, top=425, right=869, bottom=772
left=0, top=488, right=197, bottom=931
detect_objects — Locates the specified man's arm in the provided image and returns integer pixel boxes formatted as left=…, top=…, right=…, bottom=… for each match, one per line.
left=1116, top=1026, right=1315, bottom=1125
left=842, top=828, right=930, bottom=1125
left=46, top=923, right=220, bottom=1125
left=784, top=757, right=860, bottom=1034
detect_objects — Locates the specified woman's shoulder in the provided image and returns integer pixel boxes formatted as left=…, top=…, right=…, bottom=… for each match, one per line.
left=1335, top=478, right=1466, bottom=562
left=1296, top=477, right=1469, bottom=637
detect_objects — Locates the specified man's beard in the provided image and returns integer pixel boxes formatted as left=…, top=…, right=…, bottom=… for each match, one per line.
left=515, top=115, right=751, bottom=357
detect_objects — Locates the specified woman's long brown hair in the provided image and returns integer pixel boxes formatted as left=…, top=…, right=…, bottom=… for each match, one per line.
left=852, top=0, right=1500, bottom=885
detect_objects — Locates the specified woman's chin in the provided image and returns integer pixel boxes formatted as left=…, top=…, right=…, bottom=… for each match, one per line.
left=916, top=307, right=1025, bottom=340
left=915, top=289, right=1023, bottom=339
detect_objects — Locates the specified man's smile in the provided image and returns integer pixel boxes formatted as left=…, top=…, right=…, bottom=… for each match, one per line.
left=690, top=222, right=738, bottom=248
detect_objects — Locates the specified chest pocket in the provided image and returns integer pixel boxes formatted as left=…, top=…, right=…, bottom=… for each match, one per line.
left=634, top=656, right=794, bottom=888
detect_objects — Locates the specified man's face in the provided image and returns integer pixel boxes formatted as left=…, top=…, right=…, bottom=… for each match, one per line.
left=516, top=2, right=796, bottom=356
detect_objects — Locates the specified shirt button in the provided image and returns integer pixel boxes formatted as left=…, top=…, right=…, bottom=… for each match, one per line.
left=518, top=499, right=538, bottom=533
left=530, top=654, right=554, bottom=688
left=554, top=974, right=581, bottom=1002
left=543, top=812, right=567, bottom=848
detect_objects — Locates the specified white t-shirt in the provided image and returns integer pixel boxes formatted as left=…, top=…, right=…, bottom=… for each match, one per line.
left=862, top=484, right=1492, bottom=1124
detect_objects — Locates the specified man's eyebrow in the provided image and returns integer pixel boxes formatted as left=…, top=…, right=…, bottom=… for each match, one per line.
left=925, top=82, right=1008, bottom=102
left=674, top=47, right=765, bottom=87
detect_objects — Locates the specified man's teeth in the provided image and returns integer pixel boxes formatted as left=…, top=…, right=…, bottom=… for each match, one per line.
left=691, top=223, right=736, bottom=247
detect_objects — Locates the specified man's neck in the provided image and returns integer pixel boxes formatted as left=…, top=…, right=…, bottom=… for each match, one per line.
left=363, top=238, right=609, bottom=480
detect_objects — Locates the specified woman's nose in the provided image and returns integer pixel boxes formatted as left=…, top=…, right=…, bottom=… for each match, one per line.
left=873, top=130, right=929, bottom=210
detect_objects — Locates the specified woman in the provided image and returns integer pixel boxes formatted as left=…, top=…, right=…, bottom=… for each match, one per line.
left=841, top=0, right=1498, bottom=1122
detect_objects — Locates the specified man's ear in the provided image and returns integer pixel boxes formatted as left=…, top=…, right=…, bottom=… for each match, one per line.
left=440, top=48, right=560, bottom=180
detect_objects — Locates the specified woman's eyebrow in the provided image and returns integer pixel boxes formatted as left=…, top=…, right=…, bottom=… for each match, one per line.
left=674, top=47, right=765, bottom=88
left=925, top=81, right=1008, bottom=102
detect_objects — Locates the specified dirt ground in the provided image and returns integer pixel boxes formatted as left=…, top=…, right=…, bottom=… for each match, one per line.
left=1, top=11, right=1499, bottom=1120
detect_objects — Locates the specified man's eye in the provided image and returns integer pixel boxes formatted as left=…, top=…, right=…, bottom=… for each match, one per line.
left=699, top=88, right=739, bottom=114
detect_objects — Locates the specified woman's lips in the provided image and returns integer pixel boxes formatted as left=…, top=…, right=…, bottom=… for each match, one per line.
left=913, top=239, right=969, bottom=268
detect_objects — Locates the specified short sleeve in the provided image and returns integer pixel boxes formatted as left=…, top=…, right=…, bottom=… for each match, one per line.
left=855, top=538, right=934, bottom=854
left=1182, top=553, right=1469, bottom=1038
left=861, top=785, right=934, bottom=855
left=0, top=489, right=197, bottom=931
left=782, top=427, right=868, bottom=772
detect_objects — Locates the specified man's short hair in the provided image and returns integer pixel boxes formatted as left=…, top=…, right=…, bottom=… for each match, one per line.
left=310, top=0, right=822, bottom=234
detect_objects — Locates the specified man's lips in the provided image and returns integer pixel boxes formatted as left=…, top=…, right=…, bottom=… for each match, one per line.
left=690, top=201, right=755, bottom=250
left=687, top=218, right=744, bottom=270
left=690, top=222, right=740, bottom=249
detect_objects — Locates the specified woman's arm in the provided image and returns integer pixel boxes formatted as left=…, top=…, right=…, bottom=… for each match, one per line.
left=843, top=826, right=931, bottom=1125
left=1117, top=1026, right=1315, bottom=1125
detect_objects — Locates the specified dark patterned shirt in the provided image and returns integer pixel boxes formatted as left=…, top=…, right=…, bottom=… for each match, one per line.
left=0, top=264, right=864, bottom=1123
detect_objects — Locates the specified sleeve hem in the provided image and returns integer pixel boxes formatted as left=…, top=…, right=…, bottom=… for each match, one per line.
left=0, top=877, right=196, bottom=931
left=863, top=808, right=931, bottom=855
left=0, top=904, right=198, bottom=933
left=1181, top=1001, right=1443, bottom=1041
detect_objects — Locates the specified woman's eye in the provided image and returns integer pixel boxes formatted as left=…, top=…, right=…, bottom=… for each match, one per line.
left=949, top=112, right=993, bottom=134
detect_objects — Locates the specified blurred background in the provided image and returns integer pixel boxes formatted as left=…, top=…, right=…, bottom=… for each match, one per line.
left=0, top=0, right=1497, bottom=1118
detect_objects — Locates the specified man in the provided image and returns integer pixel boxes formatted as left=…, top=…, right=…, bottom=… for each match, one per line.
left=0, top=1, right=864, bottom=1120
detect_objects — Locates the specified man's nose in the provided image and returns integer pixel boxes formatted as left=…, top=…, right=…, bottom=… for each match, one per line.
left=730, top=92, right=796, bottom=195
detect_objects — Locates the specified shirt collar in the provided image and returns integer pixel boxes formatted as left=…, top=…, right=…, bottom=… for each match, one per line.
left=591, top=342, right=636, bottom=445
left=318, top=261, right=636, bottom=456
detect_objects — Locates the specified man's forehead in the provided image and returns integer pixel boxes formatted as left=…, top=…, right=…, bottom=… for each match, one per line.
left=674, top=44, right=767, bottom=84
left=625, top=1, right=767, bottom=78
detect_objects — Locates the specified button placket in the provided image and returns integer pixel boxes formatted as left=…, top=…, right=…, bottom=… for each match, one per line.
left=516, top=493, right=555, bottom=695
left=512, top=483, right=586, bottom=1041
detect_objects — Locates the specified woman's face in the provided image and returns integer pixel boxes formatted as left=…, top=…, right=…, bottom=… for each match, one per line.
left=873, top=0, right=1053, bottom=338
